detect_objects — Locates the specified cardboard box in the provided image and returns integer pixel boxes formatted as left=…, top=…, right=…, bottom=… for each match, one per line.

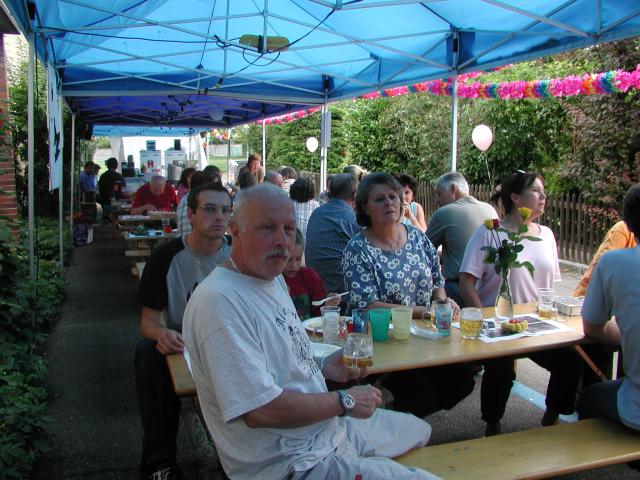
left=555, top=296, right=583, bottom=316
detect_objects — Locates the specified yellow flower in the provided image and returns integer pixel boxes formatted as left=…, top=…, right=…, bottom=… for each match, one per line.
left=483, top=218, right=495, bottom=230
left=518, top=207, right=532, bottom=222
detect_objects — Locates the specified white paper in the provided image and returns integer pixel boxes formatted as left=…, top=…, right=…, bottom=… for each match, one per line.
left=453, top=314, right=575, bottom=343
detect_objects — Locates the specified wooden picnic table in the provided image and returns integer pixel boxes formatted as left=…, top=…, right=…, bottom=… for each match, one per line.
left=118, top=212, right=176, bottom=224
left=123, top=231, right=177, bottom=241
left=166, top=303, right=588, bottom=397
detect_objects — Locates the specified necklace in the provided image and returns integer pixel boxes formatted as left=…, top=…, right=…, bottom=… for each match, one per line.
left=186, top=234, right=214, bottom=277
left=228, top=256, right=240, bottom=272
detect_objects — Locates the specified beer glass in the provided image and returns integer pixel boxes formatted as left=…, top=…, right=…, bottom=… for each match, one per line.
left=343, top=333, right=373, bottom=370
left=460, top=307, right=483, bottom=339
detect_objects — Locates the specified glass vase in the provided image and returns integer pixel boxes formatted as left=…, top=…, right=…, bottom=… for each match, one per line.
left=494, top=269, right=514, bottom=322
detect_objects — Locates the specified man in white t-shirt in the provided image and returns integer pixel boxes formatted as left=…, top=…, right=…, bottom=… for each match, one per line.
left=183, top=184, right=437, bottom=480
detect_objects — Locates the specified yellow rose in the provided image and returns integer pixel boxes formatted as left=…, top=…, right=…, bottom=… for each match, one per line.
left=483, top=218, right=495, bottom=230
left=518, top=207, right=532, bottom=222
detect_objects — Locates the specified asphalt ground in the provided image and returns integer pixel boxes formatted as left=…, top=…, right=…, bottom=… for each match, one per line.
left=32, top=225, right=638, bottom=479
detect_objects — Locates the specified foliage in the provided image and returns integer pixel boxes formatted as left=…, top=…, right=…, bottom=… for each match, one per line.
left=8, top=60, right=75, bottom=218
left=481, top=208, right=540, bottom=277
left=0, top=218, right=67, bottom=478
left=558, top=39, right=640, bottom=225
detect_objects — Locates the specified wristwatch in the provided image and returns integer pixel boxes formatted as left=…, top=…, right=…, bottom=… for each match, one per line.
left=337, top=390, right=356, bottom=416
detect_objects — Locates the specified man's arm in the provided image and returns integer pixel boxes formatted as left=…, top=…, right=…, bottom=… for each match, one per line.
left=459, top=272, right=483, bottom=308
left=131, top=204, right=157, bottom=215
left=243, top=384, right=382, bottom=428
left=140, top=306, right=184, bottom=355
left=583, top=320, right=621, bottom=345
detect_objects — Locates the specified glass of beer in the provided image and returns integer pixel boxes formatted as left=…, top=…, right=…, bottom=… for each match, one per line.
left=343, top=333, right=373, bottom=370
left=537, top=288, right=558, bottom=320
left=460, top=307, right=483, bottom=339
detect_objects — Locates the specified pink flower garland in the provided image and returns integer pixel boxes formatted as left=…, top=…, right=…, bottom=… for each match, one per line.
left=259, top=65, right=640, bottom=125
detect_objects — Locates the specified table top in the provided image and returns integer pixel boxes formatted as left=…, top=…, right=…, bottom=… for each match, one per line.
left=123, top=230, right=177, bottom=241
left=166, top=303, right=587, bottom=397
left=367, top=303, right=585, bottom=374
left=118, top=212, right=176, bottom=223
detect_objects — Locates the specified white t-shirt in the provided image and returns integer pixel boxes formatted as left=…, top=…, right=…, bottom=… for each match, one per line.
left=581, top=246, right=640, bottom=431
left=459, top=223, right=561, bottom=306
left=182, top=267, right=344, bottom=480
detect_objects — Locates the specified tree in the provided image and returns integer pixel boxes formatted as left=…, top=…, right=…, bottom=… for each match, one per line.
left=8, top=60, right=74, bottom=217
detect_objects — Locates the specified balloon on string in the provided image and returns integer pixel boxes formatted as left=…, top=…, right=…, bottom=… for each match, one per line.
left=306, top=136, right=319, bottom=153
left=472, top=124, right=493, bottom=151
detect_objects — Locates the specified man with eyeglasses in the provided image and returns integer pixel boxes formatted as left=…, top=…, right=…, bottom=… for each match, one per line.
left=135, top=181, right=232, bottom=480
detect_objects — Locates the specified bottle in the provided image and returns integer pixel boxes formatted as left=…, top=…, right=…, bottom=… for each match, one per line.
left=432, top=299, right=452, bottom=337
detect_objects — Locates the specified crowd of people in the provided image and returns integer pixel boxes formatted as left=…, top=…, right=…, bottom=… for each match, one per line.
left=99, top=153, right=639, bottom=480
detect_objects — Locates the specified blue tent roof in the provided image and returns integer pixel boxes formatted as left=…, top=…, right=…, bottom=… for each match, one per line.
left=4, top=1, right=640, bottom=128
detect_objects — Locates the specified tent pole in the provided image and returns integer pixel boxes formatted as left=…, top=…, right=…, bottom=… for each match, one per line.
left=450, top=74, right=459, bottom=172
left=70, top=113, right=75, bottom=243
left=261, top=119, right=266, bottom=170
left=320, top=105, right=327, bottom=194
left=27, top=38, right=35, bottom=279
left=58, top=100, right=64, bottom=269
left=226, top=128, right=231, bottom=184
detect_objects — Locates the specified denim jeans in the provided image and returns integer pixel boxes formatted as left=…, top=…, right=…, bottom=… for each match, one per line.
left=577, top=378, right=623, bottom=423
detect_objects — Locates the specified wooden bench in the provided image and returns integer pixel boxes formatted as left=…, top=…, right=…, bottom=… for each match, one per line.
left=395, top=417, right=640, bottom=479
left=125, top=249, right=151, bottom=258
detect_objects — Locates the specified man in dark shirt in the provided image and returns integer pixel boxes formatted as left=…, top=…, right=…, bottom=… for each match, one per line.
left=97, top=157, right=125, bottom=218
left=305, top=173, right=361, bottom=295
left=135, top=182, right=232, bottom=479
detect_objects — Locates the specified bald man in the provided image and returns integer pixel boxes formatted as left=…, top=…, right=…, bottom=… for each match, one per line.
left=131, top=175, right=179, bottom=215
left=183, top=184, right=437, bottom=480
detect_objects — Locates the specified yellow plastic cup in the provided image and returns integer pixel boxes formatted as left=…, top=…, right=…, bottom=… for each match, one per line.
left=391, top=306, right=412, bottom=340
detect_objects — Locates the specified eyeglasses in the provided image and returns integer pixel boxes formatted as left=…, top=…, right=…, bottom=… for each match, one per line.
left=198, top=205, right=232, bottom=215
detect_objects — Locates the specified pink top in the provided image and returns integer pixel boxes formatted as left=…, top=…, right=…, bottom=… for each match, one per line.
left=177, top=183, right=189, bottom=201
left=460, top=222, right=561, bottom=306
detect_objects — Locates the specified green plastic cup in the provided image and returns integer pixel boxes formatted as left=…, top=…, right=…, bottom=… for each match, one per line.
left=369, top=308, right=391, bottom=341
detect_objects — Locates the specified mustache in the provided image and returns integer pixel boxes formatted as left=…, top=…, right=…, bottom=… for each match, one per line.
left=265, top=247, right=290, bottom=259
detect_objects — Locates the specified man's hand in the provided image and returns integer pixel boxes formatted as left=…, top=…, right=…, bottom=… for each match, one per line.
left=347, top=384, right=383, bottom=418
left=156, top=329, right=184, bottom=355
left=143, top=204, right=158, bottom=213
left=321, top=349, right=369, bottom=383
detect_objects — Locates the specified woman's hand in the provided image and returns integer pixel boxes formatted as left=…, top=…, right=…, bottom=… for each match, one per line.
left=402, top=201, right=414, bottom=219
left=325, top=293, right=341, bottom=307
left=448, top=298, right=461, bottom=322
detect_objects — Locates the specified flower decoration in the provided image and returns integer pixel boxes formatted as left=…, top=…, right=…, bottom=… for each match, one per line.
left=481, top=208, right=540, bottom=277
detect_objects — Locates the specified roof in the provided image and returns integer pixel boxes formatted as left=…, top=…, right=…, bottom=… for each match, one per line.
left=3, top=1, right=640, bottom=128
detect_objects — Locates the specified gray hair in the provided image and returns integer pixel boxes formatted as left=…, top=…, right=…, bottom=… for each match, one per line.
left=231, top=183, right=290, bottom=232
left=436, top=172, right=469, bottom=195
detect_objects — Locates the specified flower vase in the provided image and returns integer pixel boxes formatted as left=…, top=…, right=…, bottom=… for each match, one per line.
left=495, top=269, right=514, bottom=322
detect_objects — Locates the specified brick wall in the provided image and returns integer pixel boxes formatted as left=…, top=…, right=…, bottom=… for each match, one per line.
left=0, top=34, right=18, bottom=221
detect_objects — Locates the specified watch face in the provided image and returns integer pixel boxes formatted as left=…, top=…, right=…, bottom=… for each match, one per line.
left=344, top=393, right=356, bottom=410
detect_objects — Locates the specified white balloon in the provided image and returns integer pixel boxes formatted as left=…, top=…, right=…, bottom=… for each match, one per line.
left=306, top=136, right=319, bottom=153
left=472, top=124, right=493, bottom=152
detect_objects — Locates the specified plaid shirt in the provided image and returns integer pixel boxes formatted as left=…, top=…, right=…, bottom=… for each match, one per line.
left=293, top=199, right=320, bottom=239
left=176, top=195, right=191, bottom=236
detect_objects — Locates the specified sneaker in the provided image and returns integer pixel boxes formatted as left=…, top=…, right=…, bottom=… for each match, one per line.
left=145, top=465, right=183, bottom=480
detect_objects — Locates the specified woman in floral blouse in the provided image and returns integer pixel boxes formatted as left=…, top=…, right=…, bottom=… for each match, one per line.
left=342, top=172, right=474, bottom=417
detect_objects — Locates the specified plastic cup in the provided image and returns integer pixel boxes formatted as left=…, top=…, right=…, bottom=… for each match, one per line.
left=537, top=288, right=558, bottom=320
left=321, top=306, right=342, bottom=345
left=391, top=307, right=412, bottom=340
left=369, top=308, right=391, bottom=342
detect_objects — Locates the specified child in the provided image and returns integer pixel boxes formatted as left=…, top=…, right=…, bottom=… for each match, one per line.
left=284, top=229, right=340, bottom=320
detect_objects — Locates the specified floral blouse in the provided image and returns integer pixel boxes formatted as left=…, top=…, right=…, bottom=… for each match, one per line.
left=342, top=225, right=444, bottom=310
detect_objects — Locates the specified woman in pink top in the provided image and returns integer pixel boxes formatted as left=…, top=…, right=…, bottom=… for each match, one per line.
left=176, top=167, right=196, bottom=201
left=459, top=171, right=581, bottom=436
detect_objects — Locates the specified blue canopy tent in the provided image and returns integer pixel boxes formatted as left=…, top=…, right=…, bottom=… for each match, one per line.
left=2, top=0, right=640, bottom=273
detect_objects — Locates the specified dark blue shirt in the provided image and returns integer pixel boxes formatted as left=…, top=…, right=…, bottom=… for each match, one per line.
left=305, top=199, right=361, bottom=293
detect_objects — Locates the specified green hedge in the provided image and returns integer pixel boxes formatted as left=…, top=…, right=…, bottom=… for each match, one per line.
left=0, top=218, right=67, bottom=479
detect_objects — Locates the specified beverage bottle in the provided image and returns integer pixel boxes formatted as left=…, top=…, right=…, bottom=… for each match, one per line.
left=433, top=299, right=452, bottom=337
